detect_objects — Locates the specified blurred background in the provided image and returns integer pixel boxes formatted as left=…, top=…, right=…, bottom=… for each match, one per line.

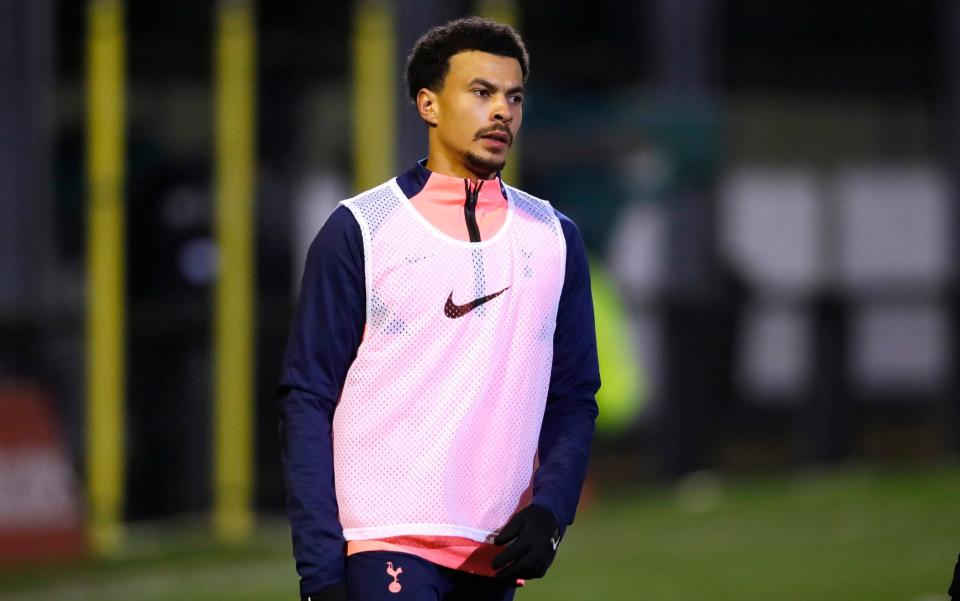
left=1, top=0, right=959, bottom=599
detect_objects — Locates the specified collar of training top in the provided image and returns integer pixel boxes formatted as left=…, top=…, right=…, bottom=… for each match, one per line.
left=396, top=159, right=508, bottom=204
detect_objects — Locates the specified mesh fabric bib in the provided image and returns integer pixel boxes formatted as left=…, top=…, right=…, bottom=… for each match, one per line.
left=335, top=178, right=566, bottom=543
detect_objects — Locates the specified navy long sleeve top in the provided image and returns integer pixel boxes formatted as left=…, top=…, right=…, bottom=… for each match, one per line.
left=277, top=163, right=600, bottom=597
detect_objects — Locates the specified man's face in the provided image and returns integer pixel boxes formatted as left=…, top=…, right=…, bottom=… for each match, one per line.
left=425, top=51, right=525, bottom=178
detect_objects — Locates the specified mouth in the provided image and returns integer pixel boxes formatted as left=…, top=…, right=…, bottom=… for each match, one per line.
left=479, top=129, right=511, bottom=149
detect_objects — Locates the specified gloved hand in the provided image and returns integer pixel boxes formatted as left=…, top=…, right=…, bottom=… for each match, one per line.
left=302, top=582, right=347, bottom=601
left=492, top=504, right=561, bottom=581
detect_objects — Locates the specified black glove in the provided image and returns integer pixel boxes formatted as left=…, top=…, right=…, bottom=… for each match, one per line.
left=492, top=504, right=561, bottom=581
left=949, top=553, right=960, bottom=600
left=302, top=582, right=347, bottom=601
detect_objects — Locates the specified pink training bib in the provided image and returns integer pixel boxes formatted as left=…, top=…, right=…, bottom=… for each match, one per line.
left=334, top=178, right=566, bottom=543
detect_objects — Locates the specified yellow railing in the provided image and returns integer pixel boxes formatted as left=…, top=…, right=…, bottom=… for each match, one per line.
left=213, top=0, right=257, bottom=543
left=86, top=0, right=126, bottom=555
left=352, top=0, right=396, bottom=192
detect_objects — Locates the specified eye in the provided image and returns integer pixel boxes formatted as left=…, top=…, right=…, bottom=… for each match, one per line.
left=473, top=88, right=490, bottom=97
left=510, top=95, right=524, bottom=105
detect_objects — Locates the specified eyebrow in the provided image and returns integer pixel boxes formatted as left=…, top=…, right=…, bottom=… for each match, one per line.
left=467, top=77, right=525, bottom=95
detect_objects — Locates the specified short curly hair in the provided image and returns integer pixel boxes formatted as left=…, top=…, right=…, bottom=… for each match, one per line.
left=405, top=16, right=529, bottom=103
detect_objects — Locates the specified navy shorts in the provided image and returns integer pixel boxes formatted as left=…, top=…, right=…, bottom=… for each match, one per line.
left=346, top=551, right=517, bottom=601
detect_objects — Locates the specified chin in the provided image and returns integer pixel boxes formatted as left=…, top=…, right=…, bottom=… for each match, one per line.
left=465, top=151, right=507, bottom=177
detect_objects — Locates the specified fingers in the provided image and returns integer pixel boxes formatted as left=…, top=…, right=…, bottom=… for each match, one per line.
left=491, top=539, right=531, bottom=570
left=494, top=562, right=525, bottom=582
left=493, top=514, right=524, bottom=546
left=495, top=553, right=546, bottom=582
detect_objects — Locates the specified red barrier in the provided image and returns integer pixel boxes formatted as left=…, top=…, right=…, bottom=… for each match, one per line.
left=0, top=384, right=87, bottom=565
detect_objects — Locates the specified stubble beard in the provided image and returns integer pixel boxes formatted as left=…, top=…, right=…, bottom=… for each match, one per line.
left=464, top=150, right=507, bottom=179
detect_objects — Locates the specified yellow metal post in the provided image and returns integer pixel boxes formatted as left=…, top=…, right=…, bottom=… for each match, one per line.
left=213, top=0, right=256, bottom=542
left=476, top=0, right=521, bottom=185
left=352, top=0, right=396, bottom=192
left=86, top=0, right=126, bottom=555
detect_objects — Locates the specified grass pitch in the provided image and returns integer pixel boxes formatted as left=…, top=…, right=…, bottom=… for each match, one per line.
left=0, top=465, right=957, bottom=601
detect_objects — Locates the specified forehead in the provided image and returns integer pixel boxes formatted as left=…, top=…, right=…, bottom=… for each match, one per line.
left=444, top=51, right=523, bottom=87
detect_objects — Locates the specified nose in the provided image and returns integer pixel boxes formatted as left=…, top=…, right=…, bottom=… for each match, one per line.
left=491, top=93, right=513, bottom=124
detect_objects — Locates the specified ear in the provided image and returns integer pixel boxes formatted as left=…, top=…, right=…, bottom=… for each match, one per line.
left=416, top=88, right=439, bottom=128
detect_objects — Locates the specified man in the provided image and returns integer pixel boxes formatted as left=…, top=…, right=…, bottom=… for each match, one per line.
left=279, top=16, right=599, bottom=601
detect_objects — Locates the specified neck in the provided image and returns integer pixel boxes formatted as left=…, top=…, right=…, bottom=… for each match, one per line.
left=425, top=149, right=496, bottom=182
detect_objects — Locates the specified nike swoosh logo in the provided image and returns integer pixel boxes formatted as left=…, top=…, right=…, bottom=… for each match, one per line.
left=444, top=286, right=510, bottom=319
